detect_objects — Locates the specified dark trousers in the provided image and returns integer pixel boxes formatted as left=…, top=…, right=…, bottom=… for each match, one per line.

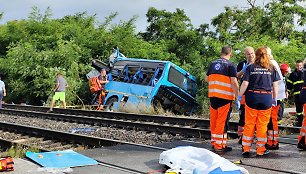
left=278, top=100, right=285, bottom=121
left=238, top=104, right=245, bottom=127
left=0, top=92, right=3, bottom=109
left=295, top=94, right=304, bottom=126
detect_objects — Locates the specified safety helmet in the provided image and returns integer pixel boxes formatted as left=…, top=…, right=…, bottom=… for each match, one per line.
left=280, top=63, right=291, bottom=74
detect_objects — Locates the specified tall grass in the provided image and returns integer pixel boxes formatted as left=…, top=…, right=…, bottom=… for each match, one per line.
left=0, top=145, right=40, bottom=158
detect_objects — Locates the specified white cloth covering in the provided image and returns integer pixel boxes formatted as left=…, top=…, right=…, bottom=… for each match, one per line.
left=159, top=146, right=248, bottom=174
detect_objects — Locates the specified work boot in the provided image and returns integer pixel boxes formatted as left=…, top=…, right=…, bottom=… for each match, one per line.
left=223, top=146, right=232, bottom=152
left=214, top=146, right=232, bottom=153
left=294, top=122, right=302, bottom=127
left=266, top=143, right=279, bottom=150
left=242, top=151, right=250, bottom=157
left=297, top=137, right=306, bottom=150
left=294, top=115, right=304, bottom=127
left=257, top=150, right=269, bottom=156
left=297, top=143, right=306, bottom=150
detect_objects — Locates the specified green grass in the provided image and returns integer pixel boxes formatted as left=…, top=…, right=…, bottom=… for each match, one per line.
left=0, top=145, right=40, bottom=158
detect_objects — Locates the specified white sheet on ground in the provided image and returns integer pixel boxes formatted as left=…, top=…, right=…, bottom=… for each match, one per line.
left=159, top=146, right=248, bottom=174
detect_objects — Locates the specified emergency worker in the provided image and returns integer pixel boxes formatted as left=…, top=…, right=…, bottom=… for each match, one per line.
left=236, top=47, right=280, bottom=156
left=287, top=60, right=304, bottom=127
left=236, top=47, right=255, bottom=144
left=97, top=69, right=109, bottom=110
left=297, top=58, right=306, bottom=150
left=205, top=45, right=239, bottom=152
left=265, top=46, right=286, bottom=150
left=278, top=63, right=291, bottom=123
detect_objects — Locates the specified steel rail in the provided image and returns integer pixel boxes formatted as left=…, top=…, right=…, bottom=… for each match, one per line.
left=3, top=104, right=300, bottom=134
left=2, top=104, right=300, bottom=145
left=0, top=122, right=163, bottom=174
left=2, top=107, right=299, bottom=145
left=1, top=108, right=237, bottom=139
left=0, top=121, right=168, bottom=151
left=0, top=106, right=303, bottom=174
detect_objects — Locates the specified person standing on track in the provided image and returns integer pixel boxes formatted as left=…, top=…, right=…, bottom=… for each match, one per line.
left=48, top=73, right=68, bottom=112
left=265, top=46, right=286, bottom=150
left=297, top=58, right=306, bottom=150
left=205, top=45, right=239, bottom=153
left=236, top=47, right=280, bottom=156
left=287, top=60, right=304, bottom=127
left=236, top=46, right=255, bottom=144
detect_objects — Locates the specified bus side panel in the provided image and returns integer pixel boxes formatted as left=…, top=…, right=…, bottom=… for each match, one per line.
left=105, top=81, right=153, bottom=106
left=150, top=63, right=197, bottom=115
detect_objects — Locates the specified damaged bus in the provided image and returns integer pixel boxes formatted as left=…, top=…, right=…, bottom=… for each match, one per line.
left=90, top=49, right=197, bottom=115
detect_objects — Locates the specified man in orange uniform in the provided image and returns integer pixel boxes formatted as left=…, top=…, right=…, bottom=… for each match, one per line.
left=236, top=47, right=255, bottom=143
left=297, top=58, right=306, bottom=150
left=97, top=69, right=109, bottom=110
left=205, top=45, right=239, bottom=152
left=237, top=47, right=280, bottom=156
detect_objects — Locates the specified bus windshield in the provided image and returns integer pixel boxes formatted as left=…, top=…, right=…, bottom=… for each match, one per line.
left=168, top=66, right=196, bottom=97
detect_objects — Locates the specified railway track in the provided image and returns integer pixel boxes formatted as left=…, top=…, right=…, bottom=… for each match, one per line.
left=0, top=104, right=303, bottom=174
left=2, top=104, right=301, bottom=140
left=0, top=121, right=166, bottom=174
left=1, top=104, right=226, bottom=139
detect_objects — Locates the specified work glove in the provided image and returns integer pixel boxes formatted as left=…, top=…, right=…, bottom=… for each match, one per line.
left=236, top=95, right=242, bottom=110
left=272, top=98, right=277, bottom=107
left=242, top=63, right=249, bottom=73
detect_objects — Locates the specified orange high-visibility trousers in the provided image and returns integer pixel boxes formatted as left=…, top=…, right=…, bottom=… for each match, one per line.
left=96, top=90, right=105, bottom=110
left=298, top=104, right=306, bottom=145
left=210, top=100, right=231, bottom=150
left=267, top=104, right=280, bottom=146
left=242, top=104, right=271, bottom=154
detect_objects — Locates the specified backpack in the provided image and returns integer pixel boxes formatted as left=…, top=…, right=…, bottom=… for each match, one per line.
left=89, top=77, right=102, bottom=93
left=0, top=157, right=14, bottom=171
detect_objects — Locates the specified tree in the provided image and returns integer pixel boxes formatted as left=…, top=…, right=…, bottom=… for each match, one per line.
left=211, top=0, right=306, bottom=41
left=140, top=7, right=203, bottom=65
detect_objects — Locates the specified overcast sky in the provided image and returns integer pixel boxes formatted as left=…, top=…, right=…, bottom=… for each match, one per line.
left=1, top=0, right=305, bottom=32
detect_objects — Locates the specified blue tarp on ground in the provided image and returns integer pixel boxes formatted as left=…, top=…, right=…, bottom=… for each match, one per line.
left=67, top=127, right=97, bottom=133
left=26, top=150, right=99, bottom=168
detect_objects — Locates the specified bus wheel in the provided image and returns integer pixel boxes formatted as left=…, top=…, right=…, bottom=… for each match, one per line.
left=105, top=97, right=118, bottom=111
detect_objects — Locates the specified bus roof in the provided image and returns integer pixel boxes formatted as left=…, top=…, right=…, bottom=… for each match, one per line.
left=114, top=57, right=197, bottom=82
left=114, top=57, right=169, bottom=64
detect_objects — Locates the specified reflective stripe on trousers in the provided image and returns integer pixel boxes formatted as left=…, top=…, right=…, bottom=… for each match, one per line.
left=298, top=104, right=306, bottom=145
left=267, top=105, right=280, bottom=146
left=210, top=100, right=231, bottom=150
left=243, top=104, right=271, bottom=154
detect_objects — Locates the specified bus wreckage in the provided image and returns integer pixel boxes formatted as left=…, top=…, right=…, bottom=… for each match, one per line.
left=87, top=49, right=197, bottom=115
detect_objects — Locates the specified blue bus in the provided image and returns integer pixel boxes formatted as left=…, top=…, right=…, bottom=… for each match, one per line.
left=91, top=50, right=197, bottom=115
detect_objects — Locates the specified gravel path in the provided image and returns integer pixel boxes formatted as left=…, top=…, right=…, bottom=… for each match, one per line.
left=0, top=114, right=188, bottom=145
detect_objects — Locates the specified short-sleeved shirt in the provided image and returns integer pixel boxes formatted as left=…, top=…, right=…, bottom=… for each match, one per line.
left=237, top=60, right=247, bottom=83
left=0, top=80, right=4, bottom=92
left=237, top=60, right=247, bottom=73
left=56, top=76, right=68, bottom=92
left=242, top=63, right=280, bottom=91
left=98, top=75, right=107, bottom=91
left=206, top=58, right=237, bottom=78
